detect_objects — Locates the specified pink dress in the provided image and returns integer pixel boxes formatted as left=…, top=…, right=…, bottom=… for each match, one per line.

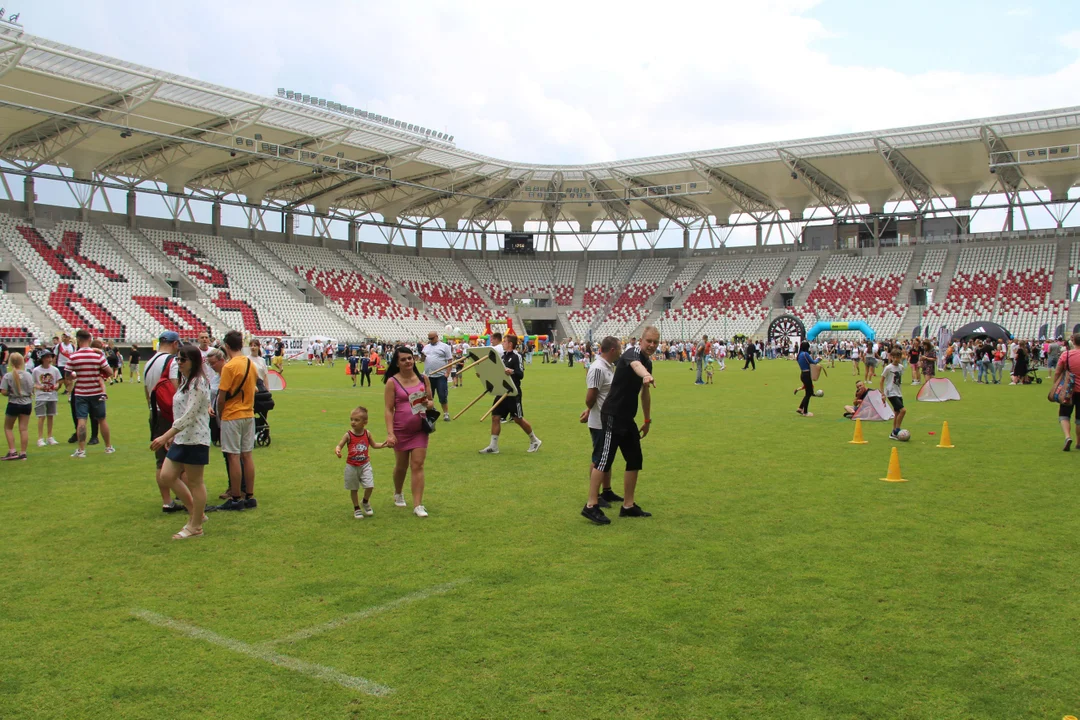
left=391, top=375, right=429, bottom=451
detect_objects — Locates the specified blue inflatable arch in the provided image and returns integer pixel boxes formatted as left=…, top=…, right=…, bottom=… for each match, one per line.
left=806, top=320, right=876, bottom=341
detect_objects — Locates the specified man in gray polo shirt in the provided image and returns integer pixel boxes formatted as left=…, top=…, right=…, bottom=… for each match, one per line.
left=422, top=330, right=455, bottom=422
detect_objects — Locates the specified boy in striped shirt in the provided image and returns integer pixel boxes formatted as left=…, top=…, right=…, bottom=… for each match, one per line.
left=68, top=330, right=114, bottom=457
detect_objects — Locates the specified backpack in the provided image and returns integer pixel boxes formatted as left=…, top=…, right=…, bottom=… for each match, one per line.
left=1049, top=350, right=1076, bottom=405
left=149, top=354, right=177, bottom=426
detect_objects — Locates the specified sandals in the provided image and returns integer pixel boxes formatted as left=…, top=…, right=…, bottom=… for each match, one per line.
left=173, top=526, right=204, bottom=540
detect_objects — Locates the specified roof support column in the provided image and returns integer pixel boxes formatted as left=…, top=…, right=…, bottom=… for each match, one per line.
left=755, top=223, right=762, bottom=247
left=1006, top=205, right=1015, bottom=233
left=481, top=232, right=487, bottom=260
left=915, top=214, right=923, bottom=239
left=23, top=176, right=33, bottom=220
left=127, top=189, right=137, bottom=230
left=617, top=232, right=623, bottom=260
left=682, top=227, right=690, bottom=254
left=284, top=212, right=294, bottom=242
left=211, top=201, right=221, bottom=236
left=415, top=228, right=423, bottom=257
left=873, top=216, right=881, bottom=251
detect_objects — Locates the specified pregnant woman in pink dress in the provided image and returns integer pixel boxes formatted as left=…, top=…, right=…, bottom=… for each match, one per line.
left=383, top=345, right=434, bottom=517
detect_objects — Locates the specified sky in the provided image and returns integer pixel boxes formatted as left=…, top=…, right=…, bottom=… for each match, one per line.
left=10, top=0, right=1080, bottom=245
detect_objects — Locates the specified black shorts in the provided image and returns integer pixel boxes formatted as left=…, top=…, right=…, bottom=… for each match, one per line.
left=150, top=416, right=171, bottom=469
left=493, top=392, right=522, bottom=419
left=887, top=396, right=904, bottom=412
left=5, top=403, right=31, bottom=417
left=594, top=415, right=643, bottom=473
left=1059, top=397, right=1080, bottom=420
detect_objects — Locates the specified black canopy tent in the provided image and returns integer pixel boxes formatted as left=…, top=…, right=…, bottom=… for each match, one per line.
left=951, top=321, right=1012, bottom=343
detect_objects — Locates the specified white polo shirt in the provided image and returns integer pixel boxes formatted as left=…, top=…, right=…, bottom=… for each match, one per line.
left=585, top=355, right=615, bottom=430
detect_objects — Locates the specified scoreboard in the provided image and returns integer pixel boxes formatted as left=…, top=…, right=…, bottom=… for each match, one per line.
left=503, top=233, right=534, bottom=254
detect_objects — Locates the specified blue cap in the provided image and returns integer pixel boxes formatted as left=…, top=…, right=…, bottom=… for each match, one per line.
left=159, top=331, right=180, bottom=343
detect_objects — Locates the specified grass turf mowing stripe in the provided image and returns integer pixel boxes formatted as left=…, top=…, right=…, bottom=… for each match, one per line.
left=131, top=609, right=393, bottom=697
left=264, top=578, right=471, bottom=646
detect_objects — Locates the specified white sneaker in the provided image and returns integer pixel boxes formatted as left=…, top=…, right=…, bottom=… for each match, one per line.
left=443, top=413, right=451, bottom=422
left=71, top=449, right=86, bottom=458
left=353, top=508, right=364, bottom=519
left=393, top=493, right=407, bottom=507
left=527, top=438, right=542, bottom=453
left=479, top=446, right=499, bottom=454
left=47, top=437, right=58, bottom=446
left=37, top=439, right=46, bottom=447
left=413, top=505, right=428, bottom=518
left=362, top=501, right=374, bottom=516
left=104, top=446, right=116, bottom=454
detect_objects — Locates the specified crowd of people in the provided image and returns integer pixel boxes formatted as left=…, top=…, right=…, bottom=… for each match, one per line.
left=4, top=320, right=1075, bottom=536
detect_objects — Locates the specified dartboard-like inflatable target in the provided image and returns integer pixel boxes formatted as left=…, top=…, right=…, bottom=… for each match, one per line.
left=768, top=314, right=806, bottom=346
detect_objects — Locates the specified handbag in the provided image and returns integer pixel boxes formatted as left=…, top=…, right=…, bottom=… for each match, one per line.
left=1048, top=351, right=1075, bottom=404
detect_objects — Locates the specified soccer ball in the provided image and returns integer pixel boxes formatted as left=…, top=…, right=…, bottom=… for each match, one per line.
left=896, top=429, right=911, bottom=441
left=814, top=389, right=824, bottom=397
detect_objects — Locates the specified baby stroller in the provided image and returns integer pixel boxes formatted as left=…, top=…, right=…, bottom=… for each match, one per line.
left=254, top=381, right=275, bottom=446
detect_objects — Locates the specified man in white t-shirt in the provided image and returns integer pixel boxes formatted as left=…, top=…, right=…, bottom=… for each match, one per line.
left=144, top=331, right=183, bottom=513
left=582, top=336, right=623, bottom=508
left=54, top=333, right=74, bottom=389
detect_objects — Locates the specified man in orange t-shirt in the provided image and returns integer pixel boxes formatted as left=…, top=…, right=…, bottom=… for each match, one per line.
left=215, top=330, right=258, bottom=510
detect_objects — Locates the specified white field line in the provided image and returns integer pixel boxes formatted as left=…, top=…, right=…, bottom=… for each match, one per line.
left=131, top=609, right=393, bottom=697
left=266, top=578, right=471, bottom=647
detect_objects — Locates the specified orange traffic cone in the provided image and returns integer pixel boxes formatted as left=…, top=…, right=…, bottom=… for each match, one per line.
left=849, top=418, right=868, bottom=444
left=936, top=421, right=954, bottom=448
left=880, top=447, right=908, bottom=482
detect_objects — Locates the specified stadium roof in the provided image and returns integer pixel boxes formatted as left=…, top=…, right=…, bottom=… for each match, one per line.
left=1, top=23, right=1079, bottom=233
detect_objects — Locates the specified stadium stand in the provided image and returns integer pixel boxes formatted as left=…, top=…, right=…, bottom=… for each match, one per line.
left=0, top=215, right=212, bottom=342
left=795, top=251, right=911, bottom=340
left=0, top=291, right=38, bottom=341
left=567, top=259, right=635, bottom=337
left=361, top=253, right=488, bottom=332
left=660, top=256, right=788, bottom=338
left=921, top=246, right=1005, bottom=337
left=592, top=258, right=671, bottom=338
left=993, top=243, right=1068, bottom=340
left=667, top=261, right=704, bottom=296
left=916, top=248, right=948, bottom=286
left=463, top=258, right=579, bottom=309
left=264, top=242, right=434, bottom=338
left=785, top=255, right=817, bottom=290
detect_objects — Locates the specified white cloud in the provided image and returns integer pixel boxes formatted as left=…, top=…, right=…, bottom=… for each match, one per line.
left=24, top=0, right=1080, bottom=166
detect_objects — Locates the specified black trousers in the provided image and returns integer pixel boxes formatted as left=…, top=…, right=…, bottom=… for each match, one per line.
left=799, top=370, right=813, bottom=413
left=743, top=356, right=756, bottom=370
left=360, top=368, right=372, bottom=386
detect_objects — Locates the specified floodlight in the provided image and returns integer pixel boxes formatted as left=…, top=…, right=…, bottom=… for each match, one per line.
left=336, top=152, right=344, bottom=158
left=277, top=88, right=285, bottom=97
left=790, top=171, right=798, bottom=180
left=254, top=133, right=262, bottom=140
left=119, top=130, right=132, bottom=139
left=448, top=136, right=454, bottom=142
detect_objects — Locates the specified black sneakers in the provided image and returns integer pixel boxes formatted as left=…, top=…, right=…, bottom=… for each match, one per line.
left=162, top=501, right=187, bottom=514
left=208, top=497, right=246, bottom=512
left=619, top=504, right=652, bottom=518
left=244, top=497, right=258, bottom=509
left=581, top=504, right=611, bottom=525
left=596, top=496, right=611, bottom=508
left=599, top=488, right=623, bottom=504
left=88, top=437, right=100, bottom=446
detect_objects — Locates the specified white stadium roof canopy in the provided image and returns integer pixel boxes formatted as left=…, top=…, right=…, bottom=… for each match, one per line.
left=0, top=22, right=1079, bottom=236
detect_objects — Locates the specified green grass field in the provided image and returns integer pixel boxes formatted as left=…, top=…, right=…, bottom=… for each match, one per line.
left=2, top=357, right=1078, bottom=719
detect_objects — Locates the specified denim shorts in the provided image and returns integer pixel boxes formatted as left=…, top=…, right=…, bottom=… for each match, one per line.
left=74, top=395, right=106, bottom=420
left=166, top=443, right=210, bottom=466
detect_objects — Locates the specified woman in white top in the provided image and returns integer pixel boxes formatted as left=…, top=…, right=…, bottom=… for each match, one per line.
left=151, top=345, right=211, bottom=540
left=246, top=339, right=270, bottom=388
left=958, top=343, right=975, bottom=382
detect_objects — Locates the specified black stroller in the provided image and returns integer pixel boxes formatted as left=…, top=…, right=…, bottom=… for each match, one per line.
left=254, top=380, right=275, bottom=446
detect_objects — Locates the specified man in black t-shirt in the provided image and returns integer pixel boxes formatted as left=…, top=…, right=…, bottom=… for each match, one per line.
left=479, top=335, right=542, bottom=454
left=581, top=326, right=659, bottom=524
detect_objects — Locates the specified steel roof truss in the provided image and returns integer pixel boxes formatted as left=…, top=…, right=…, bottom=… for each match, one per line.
left=689, top=160, right=776, bottom=217
left=777, top=149, right=854, bottom=217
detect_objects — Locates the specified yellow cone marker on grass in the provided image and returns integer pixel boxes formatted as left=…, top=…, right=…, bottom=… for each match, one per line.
left=849, top=418, right=868, bottom=444
left=937, top=420, right=954, bottom=448
left=881, top=447, right=907, bottom=482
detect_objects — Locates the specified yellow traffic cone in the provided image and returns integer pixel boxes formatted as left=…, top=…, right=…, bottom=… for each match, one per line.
left=849, top=418, right=868, bottom=444
left=880, top=447, right=908, bottom=482
left=936, top=421, right=954, bottom=448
